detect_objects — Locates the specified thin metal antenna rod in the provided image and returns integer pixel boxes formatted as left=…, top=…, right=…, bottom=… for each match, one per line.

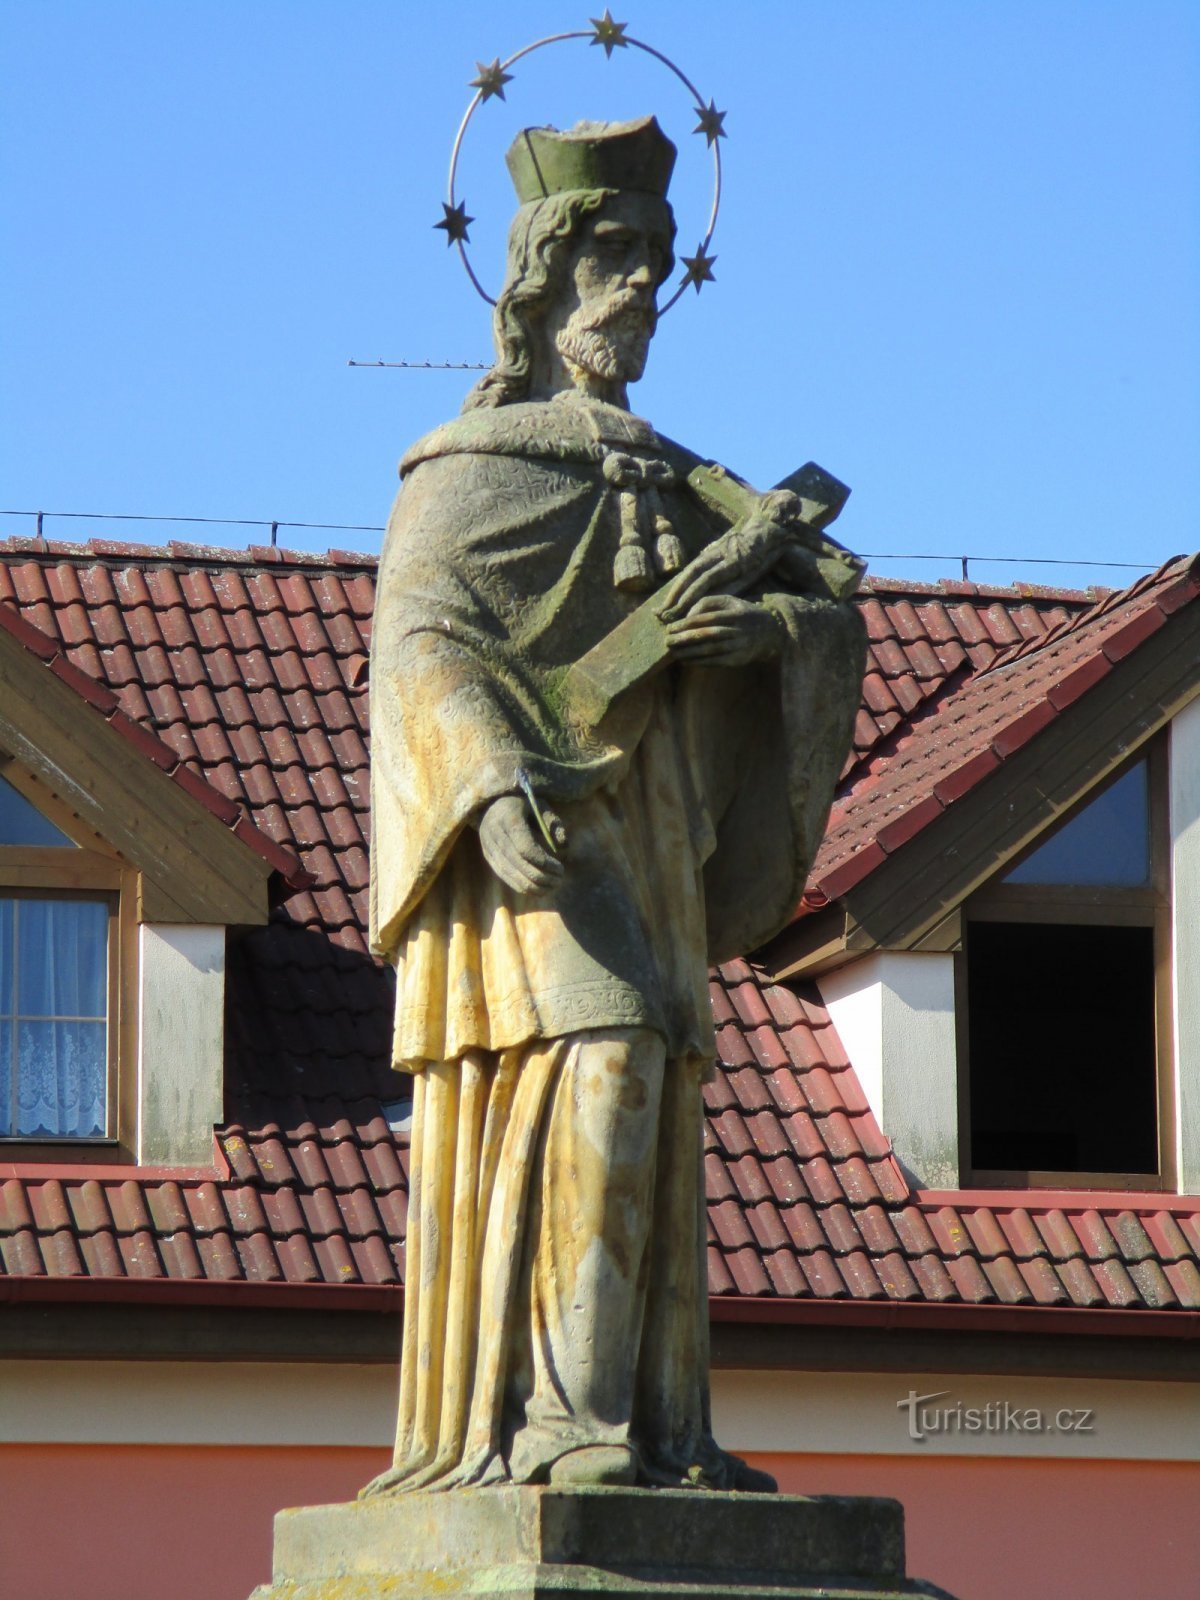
left=347, top=358, right=491, bottom=370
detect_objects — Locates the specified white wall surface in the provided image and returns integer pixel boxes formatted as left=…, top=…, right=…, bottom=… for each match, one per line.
left=138, top=923, right=225, bottom=1166
left=3, top=1359, right=1196, bottom=1462
left=1170, top=695, right=1200, bottom=1192
left=820, top=952, right=959, bottom=1189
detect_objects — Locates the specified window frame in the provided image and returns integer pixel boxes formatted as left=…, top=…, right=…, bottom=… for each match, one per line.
left=0, top=764, right=138, bottom=1162
left=958, top=738, right=1173, bottom=1191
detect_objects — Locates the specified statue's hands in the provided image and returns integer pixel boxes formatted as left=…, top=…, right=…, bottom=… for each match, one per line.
left=477, top=793, right=567, bottom=895
left=666, top=594, right=784, bottom=667
left=656, top=493, right=799, bottom=623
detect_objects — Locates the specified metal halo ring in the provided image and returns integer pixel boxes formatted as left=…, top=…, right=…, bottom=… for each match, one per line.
left=442, top=18, right=723, bottom=313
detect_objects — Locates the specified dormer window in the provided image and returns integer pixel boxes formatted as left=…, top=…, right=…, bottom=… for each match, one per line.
left=963, top=747, right=1167, bottom=1188
left=0, top=597, right=291, bottom=1167
left=0, top=773, right=120, bottom=1146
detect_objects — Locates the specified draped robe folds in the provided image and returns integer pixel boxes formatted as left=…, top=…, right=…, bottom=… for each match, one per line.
left=368, top=390, right=865, bottom=1491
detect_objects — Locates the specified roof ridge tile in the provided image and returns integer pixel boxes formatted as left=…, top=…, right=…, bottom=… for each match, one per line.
left=863, top=574, right=1098, bottom=604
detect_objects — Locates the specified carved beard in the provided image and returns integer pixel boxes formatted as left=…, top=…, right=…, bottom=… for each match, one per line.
left=555, top=292, right=654, bottom=384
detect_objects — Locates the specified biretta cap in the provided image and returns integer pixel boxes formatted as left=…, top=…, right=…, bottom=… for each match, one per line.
left=506, top=115, right=677, bottom=204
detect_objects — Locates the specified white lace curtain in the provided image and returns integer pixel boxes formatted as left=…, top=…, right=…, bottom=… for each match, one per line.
left=0, top=898, right=108, bottom=1138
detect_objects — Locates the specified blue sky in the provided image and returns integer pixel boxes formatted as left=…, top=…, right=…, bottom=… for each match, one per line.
left=2, top=1, right=1196, bottom=591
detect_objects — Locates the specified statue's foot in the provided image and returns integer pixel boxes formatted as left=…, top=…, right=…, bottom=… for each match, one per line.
left=548, top=1444, right=639, bottom=1487
left=684, top=1447, right=778, bottom=1493
left=359, top=1464, right=409, bottom=1499
left=726, top=1456, right=778, bottom=1493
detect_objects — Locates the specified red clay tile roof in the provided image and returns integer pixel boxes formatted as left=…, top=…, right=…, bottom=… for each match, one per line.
left=1, top=538, right=1198, bottom=1323
left=844, top=573, right=1103, bottom=781
left=811, top=554, right=1200, bottom=901
left=4, top=960, right=1200, bottom=1315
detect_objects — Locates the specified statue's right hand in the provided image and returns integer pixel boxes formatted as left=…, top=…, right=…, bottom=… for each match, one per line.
left=656, top=502, right=796, bottom=622
left=477, top=793, right=566, bottom=895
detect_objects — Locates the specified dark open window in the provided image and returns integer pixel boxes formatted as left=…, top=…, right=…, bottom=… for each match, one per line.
left=962, top=747, right=1168, bottom=1188
left=967, top=921, right=1158, bottom=1175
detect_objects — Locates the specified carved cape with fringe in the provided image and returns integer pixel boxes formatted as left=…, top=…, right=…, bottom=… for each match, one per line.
left=366, top=391, right=864, bottom=1489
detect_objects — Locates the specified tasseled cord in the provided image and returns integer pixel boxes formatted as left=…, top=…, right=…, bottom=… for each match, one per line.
left=602, top=452, right=684, bottom=592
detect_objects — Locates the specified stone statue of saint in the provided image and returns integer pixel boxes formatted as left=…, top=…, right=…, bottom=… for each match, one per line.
left=367, top=117, right=865, bottom=1495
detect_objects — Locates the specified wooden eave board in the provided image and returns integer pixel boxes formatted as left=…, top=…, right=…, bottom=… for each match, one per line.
left=0, top=628, right=271, bottom=925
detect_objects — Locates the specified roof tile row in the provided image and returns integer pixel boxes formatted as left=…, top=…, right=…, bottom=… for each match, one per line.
left=4, top=958, right=1200, bottom=1308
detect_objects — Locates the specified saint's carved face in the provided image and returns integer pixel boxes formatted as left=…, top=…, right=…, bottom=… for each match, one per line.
left=552, top=193, right=673, bottom=388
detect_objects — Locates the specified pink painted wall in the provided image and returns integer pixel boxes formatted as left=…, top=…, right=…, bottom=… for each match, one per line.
left=0, top=1444, right=387, bottom=1600
left=2, top=1445, right=1197, bottom=1600
left=762, top=1452, right=1200, bottom=1600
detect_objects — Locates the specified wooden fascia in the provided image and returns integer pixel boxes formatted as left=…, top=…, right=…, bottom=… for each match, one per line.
left=0, top=629, right=272, bottom=925
left=759, top=903, right=849, bottom=979
left=3, top=1286, right=1199, bottom=1369
left=763, top=601, right=1200, bottom=980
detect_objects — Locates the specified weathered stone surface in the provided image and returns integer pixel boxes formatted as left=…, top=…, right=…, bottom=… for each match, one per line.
left=367, top=117, right=868, bottom=1497
left=249, top=1487, right=956, bottom=1600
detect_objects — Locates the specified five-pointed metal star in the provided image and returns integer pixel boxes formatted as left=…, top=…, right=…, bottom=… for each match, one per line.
left=680, top=242, right=717, bottom=294
left=434, top=200, right=474, bottom=246
left=589, top=10, right=629, bottom=57
left=470, top=58, right=513, bottom=103
left=692, top=99, right=727, bottom=147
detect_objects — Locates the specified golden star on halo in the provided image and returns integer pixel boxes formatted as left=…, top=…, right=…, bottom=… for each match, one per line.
left=434, top=201, right=474, bottom=246
left=470, top=58, right=514, bottom=102
left=589, top=10, right=629, bottom=57
left=693, top=99, right=727, bottom=147
left=680, top=242, right=717, bottom=293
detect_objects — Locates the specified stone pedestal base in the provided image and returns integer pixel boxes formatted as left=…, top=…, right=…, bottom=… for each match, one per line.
left=250, top=1486, right=955, bottom=1600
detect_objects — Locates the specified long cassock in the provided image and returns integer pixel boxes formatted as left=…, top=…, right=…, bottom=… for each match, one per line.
left=368, top=388, right=865, bottom=1490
